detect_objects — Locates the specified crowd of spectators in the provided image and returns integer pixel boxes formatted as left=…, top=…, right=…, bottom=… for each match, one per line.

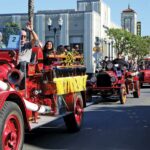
left=101, top=52, right=149, bottom=72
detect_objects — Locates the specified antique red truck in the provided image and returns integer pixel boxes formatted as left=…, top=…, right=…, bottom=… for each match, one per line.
left=0, top=28, right=87, bottom=150
left=87, top=62, right=127, bottom=104
left=139, top=57, right=150, bottom=87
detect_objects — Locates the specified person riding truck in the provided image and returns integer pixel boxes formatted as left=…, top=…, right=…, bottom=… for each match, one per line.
left=18, top=22, right=39, bottom=72
left=113, top=52, right=129, bottom=69
left=16, top=22, right=40, bottom=89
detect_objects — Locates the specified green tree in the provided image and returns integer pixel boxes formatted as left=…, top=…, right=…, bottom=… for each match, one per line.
left=143, top=36, right=150, bottom=52
left=129, top=35, right=149, bottom=62
left=107, top=28, right=150, bottom=61
left=107, top=28, right=132, bottom=54
left=3, top=22, right=20, bottom=45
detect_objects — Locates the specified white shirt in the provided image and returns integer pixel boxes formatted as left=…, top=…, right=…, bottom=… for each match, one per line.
left=18, top=42, right=32, bottom=63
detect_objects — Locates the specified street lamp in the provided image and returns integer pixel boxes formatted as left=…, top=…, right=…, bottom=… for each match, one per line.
left=108, top=42, right=110, bottom=60
left=47, top=17, right=63, bottom=47
left=93, top=37, right=103, bottom=68
left=111, top=40, right=114, bottom=60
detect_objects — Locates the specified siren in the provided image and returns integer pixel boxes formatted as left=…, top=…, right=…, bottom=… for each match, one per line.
left=7, top=69, right=24, bottom=85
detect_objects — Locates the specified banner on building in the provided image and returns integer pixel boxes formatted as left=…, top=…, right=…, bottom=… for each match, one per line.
left=137, top=22, right=141, bottom=36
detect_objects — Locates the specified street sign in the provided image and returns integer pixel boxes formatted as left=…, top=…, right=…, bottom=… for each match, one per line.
left=7, top=35, right=20, bottom=49
left=93, top=47, right=102, bottom=52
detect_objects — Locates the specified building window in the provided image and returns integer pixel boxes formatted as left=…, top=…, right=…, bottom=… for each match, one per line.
left=124, top=17, right=132, bottom=32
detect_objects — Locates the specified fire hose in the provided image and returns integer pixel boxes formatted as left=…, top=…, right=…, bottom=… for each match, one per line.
left=0, top=80, right=51, bottom=114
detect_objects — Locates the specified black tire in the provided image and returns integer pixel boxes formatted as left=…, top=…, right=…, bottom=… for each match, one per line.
left=101, top=95, right=107, bottom=100
left=0, top=101, right=24, bottom=150
left=138, top=72, right=144, bottom=88
left=140, top=82, right=143, bottom=88
left=133, top=91, right=139, bottom=98
left=125, top=81, right=129, bottom=94
left=133, top=81, right=140, bottom=98
left=86, top=88, right=93, bottom=102
left=81, top=91, right=87, bottom=108
left=64, top=93, right=83, bottom=132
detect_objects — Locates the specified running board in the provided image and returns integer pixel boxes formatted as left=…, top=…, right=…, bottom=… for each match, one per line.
left=30, top=112, right=71, bottom=130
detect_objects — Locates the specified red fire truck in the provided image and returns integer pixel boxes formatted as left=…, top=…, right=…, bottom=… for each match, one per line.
left=0, top=28, right=87, bottom=149
left=139, top=57, right=150, bottom=87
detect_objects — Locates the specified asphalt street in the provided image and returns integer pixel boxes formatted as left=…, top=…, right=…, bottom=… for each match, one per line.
left=23, top=87, right=150, bottom=150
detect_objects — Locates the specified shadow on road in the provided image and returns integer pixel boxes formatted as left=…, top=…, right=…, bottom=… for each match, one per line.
left=24, top=104, right=150, bottom=150
left=141, top=85, right=150, bottom=89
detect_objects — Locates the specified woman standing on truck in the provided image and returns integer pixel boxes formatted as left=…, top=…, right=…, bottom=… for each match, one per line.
left=43, top=40, right=56, bottom=65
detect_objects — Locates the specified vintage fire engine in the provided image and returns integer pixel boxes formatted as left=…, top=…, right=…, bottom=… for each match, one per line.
left=138, top=57, right=150, bottom=87
left=87, top=61, right=127, bottom=104
left=0, top=29, right=87, bottom=149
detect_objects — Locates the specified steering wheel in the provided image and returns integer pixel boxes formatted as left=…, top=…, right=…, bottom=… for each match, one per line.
left=8, top=50, right=17, bottom=58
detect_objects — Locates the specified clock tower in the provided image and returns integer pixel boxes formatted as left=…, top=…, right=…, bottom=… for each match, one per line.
left=121, top=5, right=137, bottom=34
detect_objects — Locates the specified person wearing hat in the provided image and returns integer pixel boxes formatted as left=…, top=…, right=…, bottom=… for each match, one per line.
left=113, top=52, right=128, bottom=68
left=102, top=56, right=109, bottom=68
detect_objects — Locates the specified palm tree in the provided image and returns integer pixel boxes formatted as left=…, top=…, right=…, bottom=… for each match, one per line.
left=28, top=0, right=34, bottom=39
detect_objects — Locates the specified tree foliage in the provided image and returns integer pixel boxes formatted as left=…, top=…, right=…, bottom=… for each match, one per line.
left=3, top=22, right=20, bottom=45
left=107, top=28, right=150, bottom=61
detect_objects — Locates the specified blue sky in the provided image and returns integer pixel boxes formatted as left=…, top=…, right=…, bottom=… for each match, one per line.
left=0, top=0, right=149, bottom=36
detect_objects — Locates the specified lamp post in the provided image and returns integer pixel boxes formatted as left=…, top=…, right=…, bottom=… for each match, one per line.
left=101, top=38, right=107, bottom=59
left=108, top=42, right=111, bottom=60
left=94, top=37, right=103, bottom=68
left=47, top=17, right=63, bottom=48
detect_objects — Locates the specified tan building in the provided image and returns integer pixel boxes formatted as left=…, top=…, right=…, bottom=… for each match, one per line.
left=0, top=0, right=119, bottom=73
left=121, top=5, right=137, bottom=34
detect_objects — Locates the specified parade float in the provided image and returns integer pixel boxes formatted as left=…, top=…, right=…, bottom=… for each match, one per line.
left=0, top=28, right=87, bottom=150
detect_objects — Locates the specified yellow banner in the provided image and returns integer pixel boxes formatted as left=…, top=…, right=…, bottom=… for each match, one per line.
left=53, top=75, right=88, bottom=95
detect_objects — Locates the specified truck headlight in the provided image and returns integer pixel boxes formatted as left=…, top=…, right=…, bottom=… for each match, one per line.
left=107, top=63, right=113, bottom=70
left=90, top=76, right=97, bottom=83
left=110, top=76, right=116, bottom=82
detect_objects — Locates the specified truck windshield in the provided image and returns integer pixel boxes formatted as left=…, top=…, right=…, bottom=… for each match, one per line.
left=0, top=27, right=21, bottom=50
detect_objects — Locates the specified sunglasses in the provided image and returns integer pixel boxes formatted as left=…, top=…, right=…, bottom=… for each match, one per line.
left=21, top=35, right=27, bottom=38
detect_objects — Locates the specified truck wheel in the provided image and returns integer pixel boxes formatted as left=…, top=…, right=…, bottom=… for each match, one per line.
left=133, top=81, right=140, bottom=98
left=125, top=82, right=129, bottom=94
left=86, top=88, right=93, bottom=102
left=140, top=82, right=143, bottom=88
left=119, top=85, right=127, bottom=104
left=0, top=101, right=24, bottom=150
left=64, top=93, right=83, bottom=132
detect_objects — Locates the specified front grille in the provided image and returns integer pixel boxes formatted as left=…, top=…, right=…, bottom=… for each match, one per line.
left=96, top=72, right=111, bottom=87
